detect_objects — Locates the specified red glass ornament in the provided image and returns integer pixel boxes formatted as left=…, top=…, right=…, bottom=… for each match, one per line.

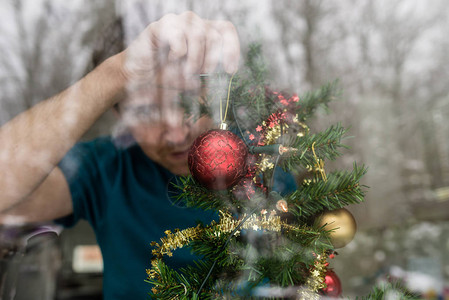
left=188, top=129, right=248, bottom=190
left=322, top=270, right=342, bottom=297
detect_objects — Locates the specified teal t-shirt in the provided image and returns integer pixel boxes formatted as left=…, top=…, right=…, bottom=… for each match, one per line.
left=57, top=136, right=217, bottom=299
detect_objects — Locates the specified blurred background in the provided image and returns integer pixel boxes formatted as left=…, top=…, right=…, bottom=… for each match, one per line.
left=0, top=0, right=448, bottom=299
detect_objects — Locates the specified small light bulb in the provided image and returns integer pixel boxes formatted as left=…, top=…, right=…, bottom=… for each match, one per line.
left=276, top=199, right=288, bottom=212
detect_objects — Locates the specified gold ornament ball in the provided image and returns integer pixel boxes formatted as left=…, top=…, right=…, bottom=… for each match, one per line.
left=316, top=208, right=357, bottom=249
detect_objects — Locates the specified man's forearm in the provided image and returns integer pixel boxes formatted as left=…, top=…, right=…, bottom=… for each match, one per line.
left=0, top=52, right=127, bottom=212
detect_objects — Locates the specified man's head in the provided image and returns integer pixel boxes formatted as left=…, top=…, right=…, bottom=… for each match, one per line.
left=118, top=85, right=213, bottom=175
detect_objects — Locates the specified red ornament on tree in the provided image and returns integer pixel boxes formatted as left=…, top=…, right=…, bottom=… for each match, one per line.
left=188, top=129, right=248, bottom=190
left=322, top=269, right=342, bottom=297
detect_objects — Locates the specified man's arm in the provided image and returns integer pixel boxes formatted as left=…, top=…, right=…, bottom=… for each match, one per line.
left=0, top=54, right=127, bottom=220
left=0, top=11, right=240, bottom=223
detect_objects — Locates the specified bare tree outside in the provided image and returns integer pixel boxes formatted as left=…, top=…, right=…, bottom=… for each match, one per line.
left=0, top=0, right=117, bottom=130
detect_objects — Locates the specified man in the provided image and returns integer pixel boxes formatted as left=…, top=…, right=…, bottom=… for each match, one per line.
left=0, top=11, right=240, bottom=298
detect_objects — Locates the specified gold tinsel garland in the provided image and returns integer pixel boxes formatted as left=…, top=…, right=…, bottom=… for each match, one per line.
left=297, top=253, right=328, bottom=299
left=150, top=225, right=205, bottom=259
left=147, top=210, right=327, bottom=297
left=149, top=210, right=292, bottom=262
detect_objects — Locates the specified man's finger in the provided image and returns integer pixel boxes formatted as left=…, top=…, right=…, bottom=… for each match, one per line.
left=202, top=27, right=223, bottom=74
left=181, top=12, right=208, bottom=75
left=209, top=20, right=240, bottom=74
left=150, top=14, right=188, bottom=62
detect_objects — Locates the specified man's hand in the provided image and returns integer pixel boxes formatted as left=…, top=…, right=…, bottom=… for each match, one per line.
left=122, top=11, right=240, bottom=90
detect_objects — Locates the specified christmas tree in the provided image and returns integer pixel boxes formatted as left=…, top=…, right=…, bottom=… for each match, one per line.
left=146, top=44, right=369, bottom=299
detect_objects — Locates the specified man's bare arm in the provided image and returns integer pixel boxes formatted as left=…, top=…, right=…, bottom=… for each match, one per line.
left=0, top=54, right=127, bottom=215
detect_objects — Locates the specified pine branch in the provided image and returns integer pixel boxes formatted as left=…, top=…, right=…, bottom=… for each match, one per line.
left=244, top=43, right=269, bottom=85
left=281, top=123, right=349, bottom=171
left=173, top=176, right=269, bottom=214
left=148, top=258, right=225, bottom=299
left=283, top=224, right=333, bottom=251
left=189, top=229, right=231, bottom=263
left=229, top=77, right=270, bottom=129
left=255, top=245, right=311, bottom=287
left=355, top=282, right=421, bottom=300
left=172, top=176, right=236, bottom=211
left=296, top=80, right=340, bottom=121
left=286, top=164, right=368, bottom=221
left=146, top=260, right=188, bottom=299
left=227, top=44, right=272, bottom=129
